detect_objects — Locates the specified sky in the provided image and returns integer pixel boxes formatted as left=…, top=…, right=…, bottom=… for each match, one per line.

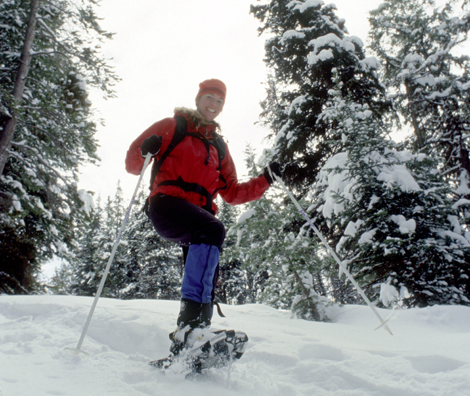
left=1, top=295, right=469, bottom=395
left=80, top=0, right=384, bottom=203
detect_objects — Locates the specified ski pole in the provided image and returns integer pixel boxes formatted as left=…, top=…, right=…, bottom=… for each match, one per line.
left=74, top=153, right=153, bottom=351
left=269, top=169, right=393, bottom=335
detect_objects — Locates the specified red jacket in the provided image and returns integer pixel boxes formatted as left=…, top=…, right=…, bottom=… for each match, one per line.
left=125, top=108, right=270, bottom=214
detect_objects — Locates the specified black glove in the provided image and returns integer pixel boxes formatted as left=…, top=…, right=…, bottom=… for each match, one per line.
left=264, top=162, right=282, bottom=185
left=141, top=135, right=162, bottom=157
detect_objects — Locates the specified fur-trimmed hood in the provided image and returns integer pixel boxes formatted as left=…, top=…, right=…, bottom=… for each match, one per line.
left=174, top=107, right=221, bottom=133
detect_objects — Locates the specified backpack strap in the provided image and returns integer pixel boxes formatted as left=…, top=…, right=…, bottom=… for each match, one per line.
left=208, top=136, right=227, bottom=194
left=209, top=136, right=226, bottom=171
left=148, top=116, right=188, bottom=191
left=158, top=176, right=215, bottom=213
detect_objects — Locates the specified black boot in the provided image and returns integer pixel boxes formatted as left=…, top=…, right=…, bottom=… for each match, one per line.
left=200, top=303, right=212, bottom=328
left=169, top=298, right=204, bottom=356
left=177, top=298, right=202, bottom=329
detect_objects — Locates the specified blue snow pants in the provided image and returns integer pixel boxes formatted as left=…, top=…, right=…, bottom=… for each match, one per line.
left=149, top=194, right=225, bottom=304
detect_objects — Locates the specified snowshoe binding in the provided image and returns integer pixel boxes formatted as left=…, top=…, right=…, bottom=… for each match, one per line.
left=149, top=328, right=248, bottom=374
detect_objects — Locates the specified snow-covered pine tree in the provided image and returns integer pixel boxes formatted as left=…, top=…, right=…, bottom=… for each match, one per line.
left=309, top=82, right=470, bottom=307
left=68, top=197, right=104, bottom=296
left=119, top=188, right=182, bottom=300
left=54, top=186, right=182, bottom=300
left=47, top=261, right=73, bottom=295
left=56, top=186, right=123, bottom=298
left=115, top=190, right=144, bottom=300
left=251, top=0, right=390, bottom=192
left=98, top=183, right=127, bottom=298
left=369, top=0, right=470, bottom=222
left=231, top=146, right=330, bottom=320
left=215, top=197, right=248, bottom=304
left=0, top=0, right=117, bottom=293
left=132, top=236, right=182, bottom=301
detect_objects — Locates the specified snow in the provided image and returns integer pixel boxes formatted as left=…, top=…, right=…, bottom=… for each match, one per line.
left=403, top=53, right=424, bottom=68
left=336, top=220, right=365, bottom=252
left=78, top=189, right=95, bottom=216
left=1, top=295, right=470, bottom=396
left=274, top=120, right=293, bottom=146
left=288, top=94, right=308, bottom=115
left=236, top=209, right=257, bottom=246
left=415, top=74, right=436, bottom=87
left=390, top=214, right=416, bottom=234
left=380, top=282, right=400, bottom=307
left=317, top=141, right=425, bottom=221
left=11, top=194, right=22, bottom=211
left=344, top=219, right=365, bottom=237
left=453, top=198, right=470, bottom=210
left=307, top=34, right=362, bottom=65
left=436, top=229, right=470, bottom=247
left=317, top=152, right=351, bottom=218
left=237, top=208, right=256, bottom=224
left=377, top=164, right=421, bottom=192
left=358, top=228, right=376, bottom=245
left=309, top=33, right=342, bottom=48
left=380, top=283, right=410, bottom=308
left=287, top=0, right=324, bottom=13
left=455, top=171, right=470, bottom=196
left=359, top=56, right=382, bottom=71
left=307, top=48, right=334, bottom=65
left=74, top=74, right=88, bottom=94
left=281, top=30, right=306, bottom=44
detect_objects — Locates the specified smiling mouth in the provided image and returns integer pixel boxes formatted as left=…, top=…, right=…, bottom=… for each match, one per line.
left=207, top=108, right=216, bottom=113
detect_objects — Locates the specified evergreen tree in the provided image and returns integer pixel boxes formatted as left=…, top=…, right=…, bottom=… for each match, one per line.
left=48, top=261, right=73, bottom=295
left=231, top=146, right=330, bottom=320
left=216, top=197, right=247, bottom=304
left=132, top=236, right=182, bottom=301
left=58, top=185, right=183, bottom=301
left=120, top=188, right=182, bottom=300
left=0, top=0, right=117, bottom=293
left=369, top=0, right=470, bottom=217
left=100, top=183, right=127, bottom=298
left=67, top=197, right=104, bottom=296
left=309, top=83, right=470, bottom=307
left=251, top=0, right=390, bottom=192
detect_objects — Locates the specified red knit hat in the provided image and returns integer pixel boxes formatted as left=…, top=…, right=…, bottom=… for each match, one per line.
left=196, top=79, right=227, bottom=101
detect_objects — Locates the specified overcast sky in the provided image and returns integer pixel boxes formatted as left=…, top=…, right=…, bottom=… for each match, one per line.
left=80, top=0, right=384, bottom=202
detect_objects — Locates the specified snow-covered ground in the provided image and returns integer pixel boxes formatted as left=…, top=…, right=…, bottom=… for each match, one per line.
left=1, top=295, right=469, bottom=396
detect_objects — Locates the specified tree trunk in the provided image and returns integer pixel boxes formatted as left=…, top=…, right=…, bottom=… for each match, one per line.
left=404, top=81, right=426, bottom=150
left=0, top=0, right=40, bottom=175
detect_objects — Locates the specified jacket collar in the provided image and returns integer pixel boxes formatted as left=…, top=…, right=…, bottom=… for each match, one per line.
left=174, top=107, right=220, bottom=136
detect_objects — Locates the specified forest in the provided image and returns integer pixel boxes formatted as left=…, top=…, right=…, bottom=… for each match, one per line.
left=1, top=0, right=469, bottom=321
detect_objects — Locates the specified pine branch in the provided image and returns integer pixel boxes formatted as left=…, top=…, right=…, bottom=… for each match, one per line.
left=8, top=142, right=71, bottom=185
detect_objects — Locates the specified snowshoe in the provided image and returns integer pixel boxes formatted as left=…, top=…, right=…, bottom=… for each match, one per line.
left=189, top=329, right=248, bottom=373
left=149, top=355, right=174, bottom=369
left=149, top=329, right=248, bottom=374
